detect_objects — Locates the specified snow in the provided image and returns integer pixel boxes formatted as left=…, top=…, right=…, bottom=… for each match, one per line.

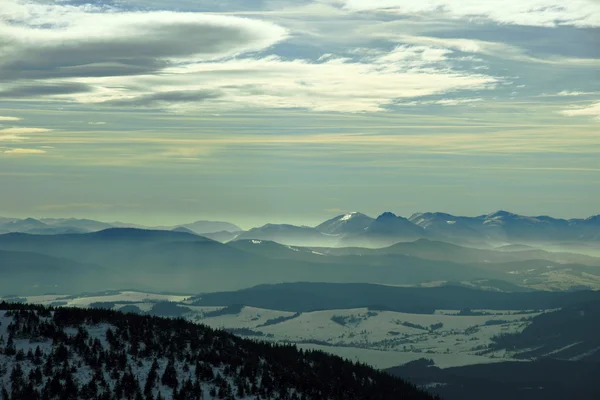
left=19, top=292, right=548, bottom=371
left=251, top=240, right=262, bottom=244
left=196, top=306, right=295, bottom=330
left=25, top=291, right=190, bottom=307
left=340, top=212, right=357, bottom=221
left=0, top=311, right=267, bottom=400
left=295, top=344, right=514, bottom=369
left=197, top=306, right=540, bottom=368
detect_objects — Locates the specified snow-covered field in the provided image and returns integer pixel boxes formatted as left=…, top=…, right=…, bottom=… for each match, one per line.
left=294, top=344, right=515, bottom=369
left=196, top=307, right=538, bottom=367
left=16, top=291, right=545, bottom=369
left=25, top=291, right=190, bottom=307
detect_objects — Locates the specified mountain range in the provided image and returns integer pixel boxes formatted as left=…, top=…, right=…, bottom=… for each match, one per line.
left=0, top=217, right=242, bottom=236
left=1, top=226, right=600, bottom=295
left=3, top=210, right=598, bottom=249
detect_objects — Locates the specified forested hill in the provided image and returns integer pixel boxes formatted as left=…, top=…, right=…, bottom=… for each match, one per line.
left=0, top=303, right=438, bottom=400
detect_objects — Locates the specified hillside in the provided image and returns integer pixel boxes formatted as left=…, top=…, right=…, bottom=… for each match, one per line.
left=387, top=358, right=600, bottom=400
left=0, top=303, right=437, bottom=400
left=317, top=239, right=600, bottom=266
left=0, top=229, right=509, bottom=295
left=190, top=282, right=600, bottom=313
left=1, top=229, right=599, bottom=296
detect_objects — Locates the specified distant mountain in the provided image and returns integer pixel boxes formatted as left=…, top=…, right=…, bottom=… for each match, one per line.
left=171, top=226, right=198, bottom=235
left=337, top=212, right=427, bottom=247
left=0, top=228, right=515, bottom=294
left=319, top=238, right=600, bottom=266
left=495, top=244, right=537, bottom=251
left=3, top=210, right=600, bottom=246
left=0, top=217, right=242, bottom=236
left=236, top=224, right=337, bottom=246
left=0, top=218, right=47, bottom=234
left=316, top=212, right=375, bottom=235
left=23, top=226, right=89, bottom=235
left=175, top=220, right=242, bottom=234
left=408, top=212, right=484, bottom=242
left=229, top=239, right=330, bottom=263
left=409, top=210, right=600, bottom=244
left=0, top=250, right=102, bottom=294
left=200, top=230, right=244, bottom=243
left=39, top=217, right=114, bottom=231
left=0, top=303, right=438, bottom=400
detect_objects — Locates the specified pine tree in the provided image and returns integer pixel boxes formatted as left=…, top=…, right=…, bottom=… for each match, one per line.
left=161, top=359, right=178, bottom=389
left=145, top=358, right=159, bottom=397
left=10, top=363, right=24, bottom=391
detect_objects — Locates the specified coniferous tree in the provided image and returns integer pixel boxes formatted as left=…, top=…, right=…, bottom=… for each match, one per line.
left=144, top=358, right=160, bottom=397
left=10, top=363, right=24, bottom=391
left=161, top=359, right=178, bottom=389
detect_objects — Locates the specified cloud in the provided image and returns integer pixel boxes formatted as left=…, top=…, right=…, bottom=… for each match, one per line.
left=101, top=90, right=222, bottom=108
left=0, top=127, right=52, bottom=134
left=3, top=148, right=47, bottom=154
left=0, top=134, right=27, bottom=142
left=362, top=34, right=600, bottom=66
left=560, top=102, right=600, bottom=120
left=88, top=122, right=106, bottom=125
left=0, top=82, right=93, bottom=99
left=0, top=1, right=288, bottom=82
left=542, top=91, right=599, bottom=97
left=0, top=116, right=21, bottom=121
left=0, top=0, right=503, bottom=113
left=85, top=49, right=497, bottom=112
left=0, top=127, right=51, bottom=142
left=398, top=98, right=483, bottom=106
left=333, top=0, right=600, bottom=28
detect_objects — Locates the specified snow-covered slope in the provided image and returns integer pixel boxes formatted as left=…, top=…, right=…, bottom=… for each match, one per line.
left=0, top=304, right=437, bottom=400
left=316, top=212, right=375, bottom=236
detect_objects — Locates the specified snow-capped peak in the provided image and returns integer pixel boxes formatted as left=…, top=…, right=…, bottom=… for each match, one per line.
left=340, top=212, right=358, bottom=221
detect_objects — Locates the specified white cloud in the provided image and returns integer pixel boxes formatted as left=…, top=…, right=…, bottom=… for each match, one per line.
left=0, top=0, right=503, bottom=113
left=76, top=49, right=497, bottom=112
left=0, top=116, right=21, bottom=121
left=542, top=91, right=599, bottom=97
left=560, top=102, right=600, bottom=120
left=361, top=34, right=600, bottom=66
left=0, top=127, right=51, bottom=134
left=0, top=0, right=287, bottom=86
left=3, top=148, right=47, bottom=154
left=397, top=98, right=483, bottom=106
left=0, top=127, right=51, bottom=142
left=334, top=0, right=600, bottom=28
left=0, top=134, right=27, bottom=142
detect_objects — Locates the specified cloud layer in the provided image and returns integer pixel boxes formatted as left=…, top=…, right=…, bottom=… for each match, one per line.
left=335, top=0, right=600, bottom=28
left=561, top=102, right=600, bottom=120
left=0, top=0, right=502, bottom=112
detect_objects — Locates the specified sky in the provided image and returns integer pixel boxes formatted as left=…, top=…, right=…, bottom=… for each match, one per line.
left=0, top=0, right=599, bottom=228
